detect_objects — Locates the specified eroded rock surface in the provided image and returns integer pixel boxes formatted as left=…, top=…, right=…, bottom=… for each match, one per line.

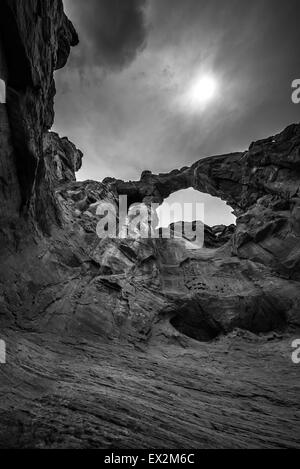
left=0, top=0, right=78, bottom=218
left=0, top=0, right=299, bottom=449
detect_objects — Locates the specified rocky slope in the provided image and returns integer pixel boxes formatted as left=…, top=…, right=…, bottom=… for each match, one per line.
left=0, top=0, right=299, bottom=449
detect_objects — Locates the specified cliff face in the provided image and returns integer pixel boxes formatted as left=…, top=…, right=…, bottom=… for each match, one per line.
left=0, top=0, right=300, bottom=450
left=0, top=0, right=78, bottom=222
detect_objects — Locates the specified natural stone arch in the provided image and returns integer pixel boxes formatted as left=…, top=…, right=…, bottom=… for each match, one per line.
left=0, top=78, right=6, bottom=103
left=111, top=152, right=245, bottom=218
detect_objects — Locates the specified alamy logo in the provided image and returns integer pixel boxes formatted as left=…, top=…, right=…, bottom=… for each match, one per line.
left=291, top=339, right=300, bottom=364
left=0, top=340, right=6, bottom=364
left=291, top=79, right=300, bottom=104
left=0, top=79, right=6, bottom=104
left=95, top=195, right=204, bottom=249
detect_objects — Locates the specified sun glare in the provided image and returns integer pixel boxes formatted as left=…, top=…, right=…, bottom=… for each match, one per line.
left=184, top=73, right=218, bottom=111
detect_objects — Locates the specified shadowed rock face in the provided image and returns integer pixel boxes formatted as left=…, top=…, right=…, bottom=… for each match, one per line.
left=0, top=0, right=78, bottom=217
left=0, top=0, right=300, bottom=450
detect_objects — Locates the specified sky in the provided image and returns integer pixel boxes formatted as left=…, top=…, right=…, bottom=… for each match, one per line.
left=157, top=188, right=236, bottom=227
left=53, top=0, right=299, bottom=225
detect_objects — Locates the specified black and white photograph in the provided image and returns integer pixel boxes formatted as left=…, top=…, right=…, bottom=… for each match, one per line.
left=0, top=0, right=300, bottom=453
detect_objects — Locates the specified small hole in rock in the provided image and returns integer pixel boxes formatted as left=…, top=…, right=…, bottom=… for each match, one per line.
left=170, top=302, right=220, bottom=342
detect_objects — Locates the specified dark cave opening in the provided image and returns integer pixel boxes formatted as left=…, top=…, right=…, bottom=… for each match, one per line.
left=0, top=1, right=37, bottom=210
left=171, top=316, right=219, bottom=342
left=170, top=301, right=220, bottom=342
left=170, top=294, right=289, bottom=343
left=0, top=3, right=33, bottom=92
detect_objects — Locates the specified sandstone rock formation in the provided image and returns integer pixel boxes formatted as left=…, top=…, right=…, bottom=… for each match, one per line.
left=0, top=0, right=299, bottom=449
left=0, top=0, right=78, bottom=221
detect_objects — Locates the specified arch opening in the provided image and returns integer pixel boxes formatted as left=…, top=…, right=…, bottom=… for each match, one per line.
left=156, top=188, right=236, bottom=229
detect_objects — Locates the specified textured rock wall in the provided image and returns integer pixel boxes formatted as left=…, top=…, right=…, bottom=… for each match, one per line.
left=0, top=37, right=21, bottom=218
left=43, top=132, right=83, bottom=186
left=0, top=0, right=78, bottom=220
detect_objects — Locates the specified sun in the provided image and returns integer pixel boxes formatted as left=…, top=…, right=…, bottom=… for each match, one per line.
left=185, top=73, right=218, bottom=110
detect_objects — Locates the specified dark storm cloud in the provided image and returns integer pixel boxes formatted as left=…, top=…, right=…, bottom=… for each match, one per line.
left=64, top=0, right=148, bottom=69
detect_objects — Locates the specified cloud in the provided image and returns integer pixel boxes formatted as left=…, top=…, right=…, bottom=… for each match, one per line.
left=63, top=0, right=148, bottom=70
left=56, top=0, right=300, bottom=184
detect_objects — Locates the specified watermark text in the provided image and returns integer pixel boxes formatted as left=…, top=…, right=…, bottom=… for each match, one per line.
left=291, top=339, right=300, bottom=364
left=0, top=340, right=6, bottom=364
left=95, top=196, right=204, bottom=249
left=291, top=79, right=300, bottom=104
